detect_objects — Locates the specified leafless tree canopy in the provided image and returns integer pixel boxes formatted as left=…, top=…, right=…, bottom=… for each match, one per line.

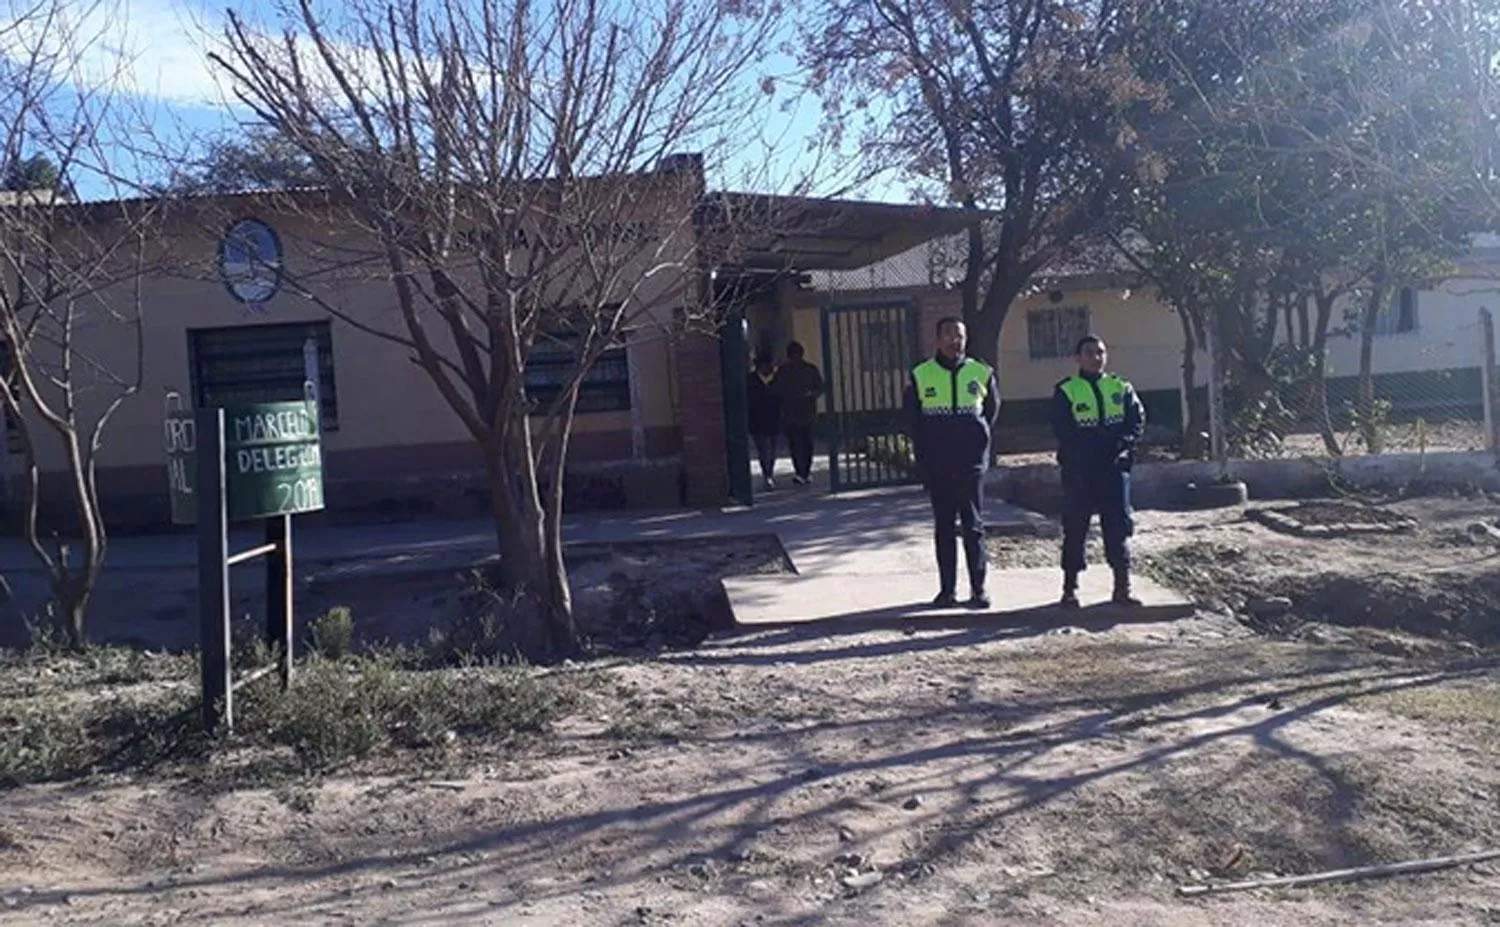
left=0, top=0, right=167, bottom=646
left=207, top=0, right=784, bottom=658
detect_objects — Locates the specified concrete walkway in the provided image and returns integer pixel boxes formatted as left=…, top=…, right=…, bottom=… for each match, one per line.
left=720, top=482, right=1189, bottom=626
left=0, top=462, right=1187, bottom=634
left=0, top=458, right=1044, bottom=576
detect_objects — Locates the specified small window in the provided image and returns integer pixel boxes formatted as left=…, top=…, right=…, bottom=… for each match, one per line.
left=0, top=342, right=20, bottom=453
left=1027, top=305, right=1091, bottom=360
left=526, top=331, right=631, bottom=414
left=1373, top=287, right=1419, bottom=336
left=189, top=321, right=338, bottom=428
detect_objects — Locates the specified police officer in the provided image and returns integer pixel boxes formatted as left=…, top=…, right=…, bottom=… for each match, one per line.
left=906, top=316, right=1001, bottom=609
left=1051, top=334, right=1146, bottom=609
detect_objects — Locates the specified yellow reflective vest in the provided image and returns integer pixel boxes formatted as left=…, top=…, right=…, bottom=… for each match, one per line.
left=1058, top=374, right=1130, bottom=428
left=912, top=357, right=994, bottom=417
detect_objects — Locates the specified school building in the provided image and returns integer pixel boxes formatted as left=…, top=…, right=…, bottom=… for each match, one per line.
left=7, top=170, right=1497, bottom=529
left=0, top=174, right=976, bottom=527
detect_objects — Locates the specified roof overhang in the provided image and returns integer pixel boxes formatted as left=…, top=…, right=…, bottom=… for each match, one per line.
left=697, top=192, right=982, bottom=273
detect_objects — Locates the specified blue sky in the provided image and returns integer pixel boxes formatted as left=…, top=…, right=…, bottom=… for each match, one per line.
left=7, top=0, right=902, bottom=203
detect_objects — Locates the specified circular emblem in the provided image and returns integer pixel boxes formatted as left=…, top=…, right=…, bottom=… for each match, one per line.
left=967, top=380, right=981, bottom=395
left=218, top=218, right=283, bottom=307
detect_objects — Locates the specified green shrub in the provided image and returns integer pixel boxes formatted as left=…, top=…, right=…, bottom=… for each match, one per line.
left=0, top=633, right=576, bottom=785
left=0, top=689, right=200, bottom=786
left=236, top=652, right=570, bottom=771
left=308, top=606, right=354, bottom=660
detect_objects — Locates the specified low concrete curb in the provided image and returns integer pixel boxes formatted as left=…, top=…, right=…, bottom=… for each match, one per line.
left=988, top=450, right=1500, bottom=512
left=1246, top=506, right=1418, bottom=538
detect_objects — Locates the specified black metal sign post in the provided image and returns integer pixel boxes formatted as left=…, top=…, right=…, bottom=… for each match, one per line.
left=266, top=513, right=293, bottom=691
left=195, top=406, right=233, bottom=732
left=167, top=386, right=323, bottom=734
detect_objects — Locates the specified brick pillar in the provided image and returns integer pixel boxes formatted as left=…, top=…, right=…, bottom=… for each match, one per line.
left=674, top=330, right=728, bottom=507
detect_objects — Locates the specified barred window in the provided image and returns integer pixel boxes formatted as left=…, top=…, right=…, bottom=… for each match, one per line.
left=189, top=321, right=338, bottom=429
left=0, top=342, right=19, bottom=453
left=1027, top=305, right=1091, bottom=360
left=526, top=331, right=631, bottom=414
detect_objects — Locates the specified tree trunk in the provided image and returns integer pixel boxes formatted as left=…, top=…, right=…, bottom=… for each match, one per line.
left=484, top=436, right=559, bottom=663
left=1358, top=281, right=1387, bottom=453
left=966, top=271, right=1024, bottom=369
left=539, top=403, right=580, bottom=659
left=1311, top=292, right=1342, bottom=457
left=61, top=580, right=89, bottom=650
left=62, top=436, right=103, bottom=649
left=966, top=308, right=1006, bottom=372
left=1177, top=308, right=1210, bottom=459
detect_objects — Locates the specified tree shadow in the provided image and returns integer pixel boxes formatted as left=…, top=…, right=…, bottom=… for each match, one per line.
left=671, top=601, right=1198, bottom=668
left=13, top=656, right=1494, bottom=923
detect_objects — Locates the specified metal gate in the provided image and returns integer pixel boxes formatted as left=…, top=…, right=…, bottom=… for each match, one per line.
left=820, top=299, right=924, bottom=492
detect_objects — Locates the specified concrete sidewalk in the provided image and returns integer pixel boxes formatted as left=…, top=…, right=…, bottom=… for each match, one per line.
left=0, top=462, right=1184, bottom=635
left=0, top=467, right=1051, bottom=576
left=721, top=483, right=1188, bottom=625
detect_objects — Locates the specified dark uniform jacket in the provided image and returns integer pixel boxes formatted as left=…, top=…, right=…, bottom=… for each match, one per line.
left=904, top=353, right=1001, bottom=479
left=1050, top=371, right=1146, bottom=484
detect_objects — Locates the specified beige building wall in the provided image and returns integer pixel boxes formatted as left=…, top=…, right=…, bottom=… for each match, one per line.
left=997, top=286, right=1186, bottom=400
left=786, top=283, right=1188, bottom=404
left=1320, top=277, right=1499, bottom=378
left=12, top=196, right=693, bottom=500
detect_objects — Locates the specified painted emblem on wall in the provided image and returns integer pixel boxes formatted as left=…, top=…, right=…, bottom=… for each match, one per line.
left=218, top=217, right=283, bottom=309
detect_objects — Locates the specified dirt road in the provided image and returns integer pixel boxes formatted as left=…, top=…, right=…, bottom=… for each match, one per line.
left=3, top=501, right=1500, bottom=925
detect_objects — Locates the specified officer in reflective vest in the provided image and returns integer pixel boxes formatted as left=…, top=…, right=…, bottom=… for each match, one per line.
left=1050, top=334, right=1146, bottom=608
left=905, top=316, right=1001, bottom=609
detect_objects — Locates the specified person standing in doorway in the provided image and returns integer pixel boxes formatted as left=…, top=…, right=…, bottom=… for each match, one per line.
left=1051, top=334, right=1146, bottom=609
left=747, top=352, right=782, bottom=490
left=775, top=341, right=823, bottom=485
left=906, top=317, right=1001, bottom=609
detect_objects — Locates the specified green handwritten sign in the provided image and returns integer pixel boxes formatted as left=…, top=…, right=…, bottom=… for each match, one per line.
left=223, top=400, right=324, bottom=520
left=164, top=394, right=324, bottom=523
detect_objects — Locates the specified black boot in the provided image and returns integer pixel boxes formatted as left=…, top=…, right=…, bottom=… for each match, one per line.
left=1112, top=568, right=1142, bottom=607
left=1060, top=571, right=1080, bottom=610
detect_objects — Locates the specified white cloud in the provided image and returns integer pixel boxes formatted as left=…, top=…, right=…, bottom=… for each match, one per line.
left=0, top=0, right=237, bottom=109
left=0, top=0, right=425, bottom=122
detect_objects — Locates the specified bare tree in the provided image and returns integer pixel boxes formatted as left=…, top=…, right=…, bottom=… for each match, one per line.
left=207, top=0, right=782, bottom=660
left=0, top=0, right=164, bottom=647
left=800, top=0, right=1169, bottom=361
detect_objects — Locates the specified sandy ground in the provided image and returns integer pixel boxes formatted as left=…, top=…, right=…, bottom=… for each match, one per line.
left=4, top=499, right=1500, bottom=925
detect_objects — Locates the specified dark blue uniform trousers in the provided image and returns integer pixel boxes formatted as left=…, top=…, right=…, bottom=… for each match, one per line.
left=929, top=471, right=987, bottom=595
left=1061, top=469, right=1133, bottom=574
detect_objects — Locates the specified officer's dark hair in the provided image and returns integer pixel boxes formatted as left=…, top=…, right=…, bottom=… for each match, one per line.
left=786, top=341, right=805, bottom=359
left=936, top=316, right=965, bottom=335
left=1074, top=334, right=1104, bottom=355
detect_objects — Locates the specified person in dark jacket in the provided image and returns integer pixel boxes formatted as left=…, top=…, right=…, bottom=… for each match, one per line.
left=1050, top=334, right=1146, bottom=609
left=747, top=352, right=782, bottom=489
left=905, top=316, right=1001, bottom=609
left=775, top=341, right=823, bottom=485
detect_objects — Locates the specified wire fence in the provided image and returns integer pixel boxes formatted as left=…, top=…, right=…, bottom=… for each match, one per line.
left=1210, top=311, right=1498, bottom=466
